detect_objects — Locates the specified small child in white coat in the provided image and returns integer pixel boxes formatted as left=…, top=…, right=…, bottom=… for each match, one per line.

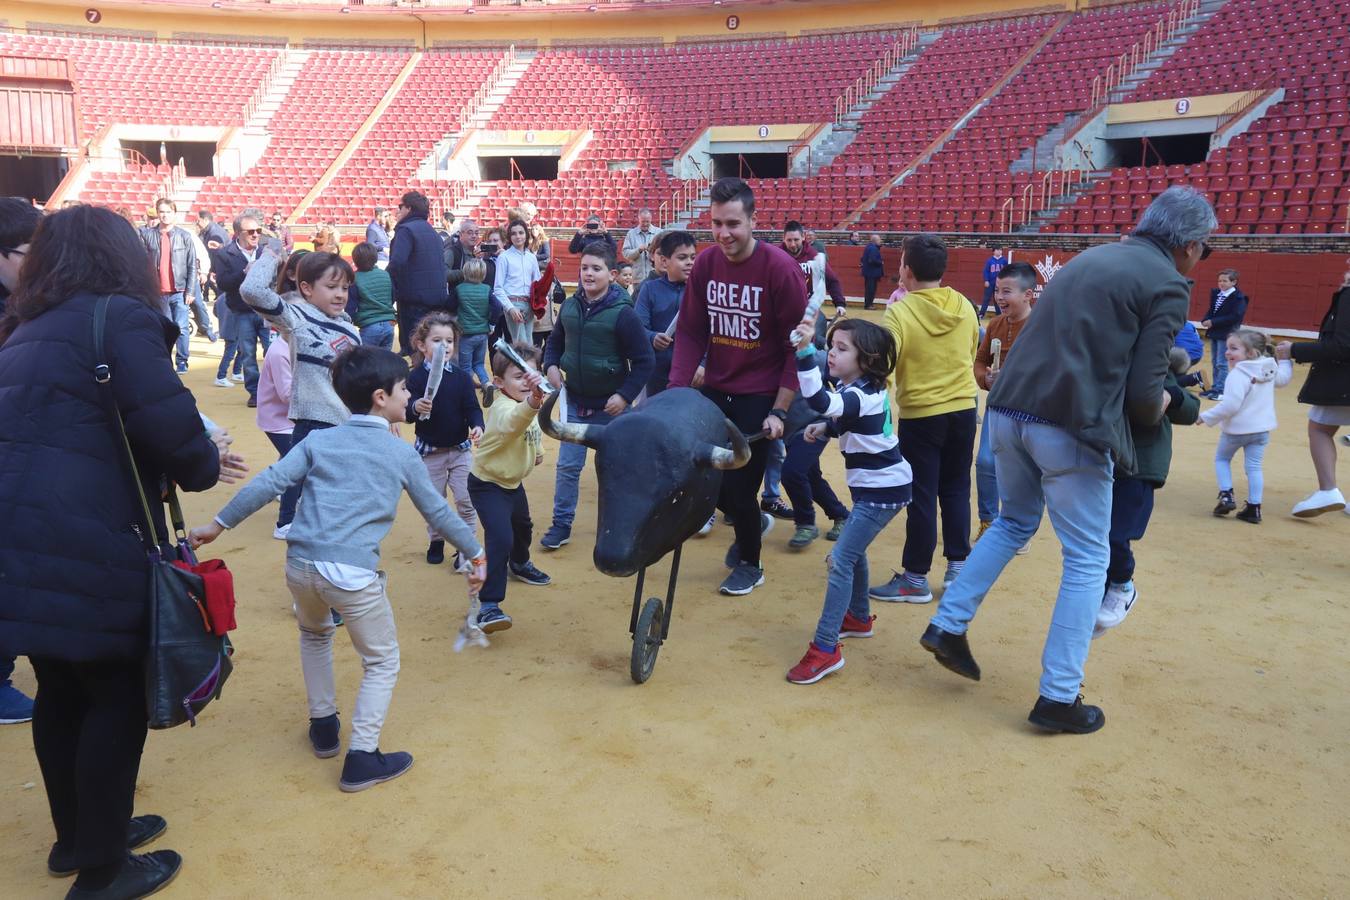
left=1199, top=329, right=1293, bottom=524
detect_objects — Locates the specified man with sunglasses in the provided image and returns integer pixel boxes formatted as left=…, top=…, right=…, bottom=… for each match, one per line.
left=922, top=187, right=1215, bottom=736
left=0, top=196, right=41, bottom=724
left=209, top=212, right=271, bottom=405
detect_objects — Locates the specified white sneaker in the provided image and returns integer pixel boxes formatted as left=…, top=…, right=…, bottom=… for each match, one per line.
left=273, top=523, right=291, bottom=540
left=1016, top=541, right=1030, bottom=555
left=230, top=373, right=245, bottom=383
left=1093, top=581, right=1138, bottom=639
left=213, top=377, right=234, bottom=388
left=697, top=514, right=715, bottom=537
left=1292, top=488, right=1346, bottom=518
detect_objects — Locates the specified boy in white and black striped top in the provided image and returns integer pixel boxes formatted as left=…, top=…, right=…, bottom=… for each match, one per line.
left=785, top=318, right=912, bottom=685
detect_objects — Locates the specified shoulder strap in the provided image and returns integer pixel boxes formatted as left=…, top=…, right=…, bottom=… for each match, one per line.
left=92, top=296, right=164, bottom=556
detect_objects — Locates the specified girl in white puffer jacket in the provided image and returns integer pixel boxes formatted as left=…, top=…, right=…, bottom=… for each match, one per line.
left=1199, top=328, right=1293, bottom=524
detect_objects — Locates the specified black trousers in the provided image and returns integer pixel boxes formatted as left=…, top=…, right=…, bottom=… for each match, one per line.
left=781, top=432, right=849, bottom=527
left=29, top=656, right=148, bottom=871
left=397, top=302, right=432, bottom=356
left=468, top=474, right=533, bottom=605
left=1108, top=476, right=1156, bottom=584
left=863, top=276, right=880, bottom=309
left=702, top=390, right=775, bottom=567
left=898, top=408, right=978, bottom=575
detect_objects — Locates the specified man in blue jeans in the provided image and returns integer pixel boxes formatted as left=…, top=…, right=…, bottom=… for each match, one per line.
left=209, top=212, right=271, bottom=405
left=921, top=186, right=1213, bottom=734
left=140, top=199, right=199, bottom=373
left=0, top=655, right=33, bottom=724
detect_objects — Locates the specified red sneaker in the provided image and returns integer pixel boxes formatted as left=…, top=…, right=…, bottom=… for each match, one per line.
left=839, top=611, right=876, bottom=640
left=786, top=644, right=844, bottom=684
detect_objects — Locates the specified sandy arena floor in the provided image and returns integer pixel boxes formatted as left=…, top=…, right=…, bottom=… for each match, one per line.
left=2, top=323, right=1348, bottom=898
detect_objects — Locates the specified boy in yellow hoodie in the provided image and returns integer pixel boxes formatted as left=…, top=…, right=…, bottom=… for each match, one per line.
left=870, top=234, right=980, bottom=604
left=467, top=343, right=551, bottom=632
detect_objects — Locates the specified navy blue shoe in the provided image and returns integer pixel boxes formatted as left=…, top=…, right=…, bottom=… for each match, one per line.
left=339, top=749, right=413, bottom=793
left=49, top=815, right=168, bottom=877
left=331, top=609, right=344, bottom=627
left=539, top=526, right=570, bottom=551
left=477, top=606, right=513, bottom=633
left=508, top=560, right=551, bottom=586
left=0, top=682, right=34, bottom=724
left=309, top=713, right=340, bottom=759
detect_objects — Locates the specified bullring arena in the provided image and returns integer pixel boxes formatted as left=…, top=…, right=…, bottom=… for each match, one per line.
left=1, top=0, right=1349, bottom=896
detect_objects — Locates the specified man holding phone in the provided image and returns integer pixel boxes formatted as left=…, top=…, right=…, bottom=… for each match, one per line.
left=568, top=214, right=617, bottom=257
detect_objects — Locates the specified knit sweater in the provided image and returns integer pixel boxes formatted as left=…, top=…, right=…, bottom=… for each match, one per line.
left=471, top=393, right=541, bottom=490
left=353, top=268, right=395, bottom=327
left=242, top=253, right=360, bottom=426
left=405, top=361, right=484, bottom=448
left=216, top=415, right=483, bottom=569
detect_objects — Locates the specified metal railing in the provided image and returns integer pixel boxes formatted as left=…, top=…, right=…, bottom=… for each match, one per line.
left=657, top=173, right=711, bottom=228
left=833, top=28, right=919, bottom=126
left=243, top=50, right=290, bottom=123
left=458, top=44, right=515, bottom=134
left=1209, top=75, right=1278, bottom=146
left=999, top=167, right=1088, bottom=231
left=1088, top=0, right=1200, bottom=108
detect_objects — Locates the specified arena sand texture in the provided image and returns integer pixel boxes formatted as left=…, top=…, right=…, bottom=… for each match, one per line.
left=2, top=327, right=1347, bottom=899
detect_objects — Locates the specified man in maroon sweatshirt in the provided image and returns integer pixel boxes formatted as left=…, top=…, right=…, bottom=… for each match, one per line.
left=669, top=177, right=808, bottom=596
left=781, top=220, right=847, bottom=317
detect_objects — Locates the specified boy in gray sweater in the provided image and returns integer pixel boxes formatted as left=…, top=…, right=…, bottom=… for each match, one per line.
left=191, top=346, right=486, bottom=793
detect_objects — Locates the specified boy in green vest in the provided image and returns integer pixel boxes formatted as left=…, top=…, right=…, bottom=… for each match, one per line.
left=539, top=243, right=655, bottom=550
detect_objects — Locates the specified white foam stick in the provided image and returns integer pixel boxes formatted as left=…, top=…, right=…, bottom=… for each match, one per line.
left=792, top=294, right=826, bottom=348
left=663, top=312, right=678, bottom=338
left=990, top=337, right=1002, bottom=371
left=420, top=340, right=446, bottom=421
left=453, top=588, right=489, bottom=653
left=492, top=337, right=555, bottom=394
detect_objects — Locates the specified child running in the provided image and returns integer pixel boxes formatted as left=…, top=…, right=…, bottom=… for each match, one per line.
left=405, top=312, right=483, bottom=566
left=468, top=343, right=552, bottom=633
left=190, top=346, right=486, bottom=792
left=784, top=317, right=913, bottom=684
left=1198, top=328, right=1293, bottom=523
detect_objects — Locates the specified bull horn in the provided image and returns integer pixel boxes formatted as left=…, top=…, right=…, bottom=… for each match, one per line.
left=538, top=389, right=600, bottom=448
left=696, top=418, right=752, bottom=470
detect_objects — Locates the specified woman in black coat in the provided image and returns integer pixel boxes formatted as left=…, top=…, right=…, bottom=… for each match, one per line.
left=0, top=206, right=236, bottom=898
left=1278, top=264, right=1350, bottom=517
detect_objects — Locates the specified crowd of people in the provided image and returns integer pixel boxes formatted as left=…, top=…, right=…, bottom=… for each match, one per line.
left=1, top=179, right=1349, bottom=898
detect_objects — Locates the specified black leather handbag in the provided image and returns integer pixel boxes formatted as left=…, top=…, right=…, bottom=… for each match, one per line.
left=93, top=296, right=233, bottom=729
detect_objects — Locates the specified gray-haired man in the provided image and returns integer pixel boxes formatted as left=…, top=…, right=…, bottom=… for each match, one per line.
left=921, top=186, right=1216, bottom=735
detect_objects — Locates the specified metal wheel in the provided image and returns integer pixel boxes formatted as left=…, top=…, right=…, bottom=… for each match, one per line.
left=630, top=597, right=663, bottom=684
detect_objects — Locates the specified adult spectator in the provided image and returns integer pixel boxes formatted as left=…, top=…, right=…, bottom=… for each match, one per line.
left=269, top=211, right=294, bottom=255
left=365, top=205, right=391, bottom=267
left=311, top=224, right=341, bottom=255
left=387, top=190, right=449, bottom=355
left=622, top=207, right=661, bottom=283
left=196, top=210, right=230, bottom=250
left=861, top=233, right=885, bottom=310
left=847, top=231, right=862, bottom=246
left=568, top=214, right=617, bottom=257
left=668, top=177, right=808, bottom=596
left=210, top=212, right=270, bottom=405
left=1200, top=268, right=1249, bottom=399
left=0, top=196, right=42, bottom=725
left=804, top=227, right=826, bottom=257
left=1277, top=262, right=1350, bottom=517
left=922, top=186, right=1211, bottom=734
left=138, top=198, right=199, bottom=373
left=435, top=209, right=456, bottom=246
left=0, top=204, right=241, bottom=898
left=185, top=222, right=218, bottom=342
left=979, top=247, right=1007, bottom=318
left=445, top=217, right=481, bottom=288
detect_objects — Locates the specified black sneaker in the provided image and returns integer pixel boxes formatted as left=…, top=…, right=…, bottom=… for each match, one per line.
left=309, top=713, right=340, bottom=759
left=1028, top=695, right=1105, bottom=734
left=246, top=395, right=258, bottom=409
left=1213, top=489, right=1236, bottom=516
left=760, top=497, right=794, bottom=519
left=719, top=563, right=765, bottom=596
left=919, top=623, right=981, bottom=681
left=426, top=539, right=445, bottom=565
left=1235, top=502, right=1262, bottom=524
left=509, top=560, right=551, bottom=586
left=49, top=816, right=168, bottom=877
left=339, top=748, right=414, bottom=793
left=481, top=385, right=495, bottom=407
left=65, top=850, right=182, bottom=899
left=722, top=512, right=775, bottom=567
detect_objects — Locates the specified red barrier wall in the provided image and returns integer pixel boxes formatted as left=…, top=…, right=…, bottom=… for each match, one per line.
left=548, top=239, right=1346, bottom=333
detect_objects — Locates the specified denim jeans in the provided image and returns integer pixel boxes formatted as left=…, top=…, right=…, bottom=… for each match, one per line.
left=359, top=320, right=395, bottom=350
left=1107, top=476, right=1155, bottom=585
left=781, top=433, right=848, bottom=527
left=814, top=502, right=901, bottom=648
left=159, top=292, right=191, bottom=368
left=930, top=411, right=1114, bottom=703
left=975, top=407, right=999, bottom=523
left=1210, top=337, right=1229, bottom=394
left=505, top=299, right=533, bottom=347
left=265, top=432, right=301, bottom=528
left=761, top=438, right=785, bottom=501
left=188, top=281, right=215, bottom=338
left=459, top=333, right=489, bottom=386
left=1215, top=430, right=1269, bottom=503
left=551, top=396, right=613, bottom=531
left=234, top=309, right=269, bottom=398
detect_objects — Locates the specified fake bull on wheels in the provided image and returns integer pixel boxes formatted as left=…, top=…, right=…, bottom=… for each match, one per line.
left=539, top=387, right=750, bottom=683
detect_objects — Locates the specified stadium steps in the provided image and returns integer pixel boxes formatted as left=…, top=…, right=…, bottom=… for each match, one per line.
left=1106, top=0, right=1232, bottom=103
left=290, top=52, right=423, bottom=223
left=796, top=30, right=942, bottom=178
left=243, top=50, right=310, bottom=137
left=418, top=47, right=535, bottom=181
left=1017, top=171, right=1113, bottom=232
left=838, top=13, right=1074, bottom=228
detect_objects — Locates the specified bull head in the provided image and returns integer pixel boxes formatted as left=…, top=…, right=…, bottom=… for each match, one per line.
left=538, top=391, right=751, bottom=470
